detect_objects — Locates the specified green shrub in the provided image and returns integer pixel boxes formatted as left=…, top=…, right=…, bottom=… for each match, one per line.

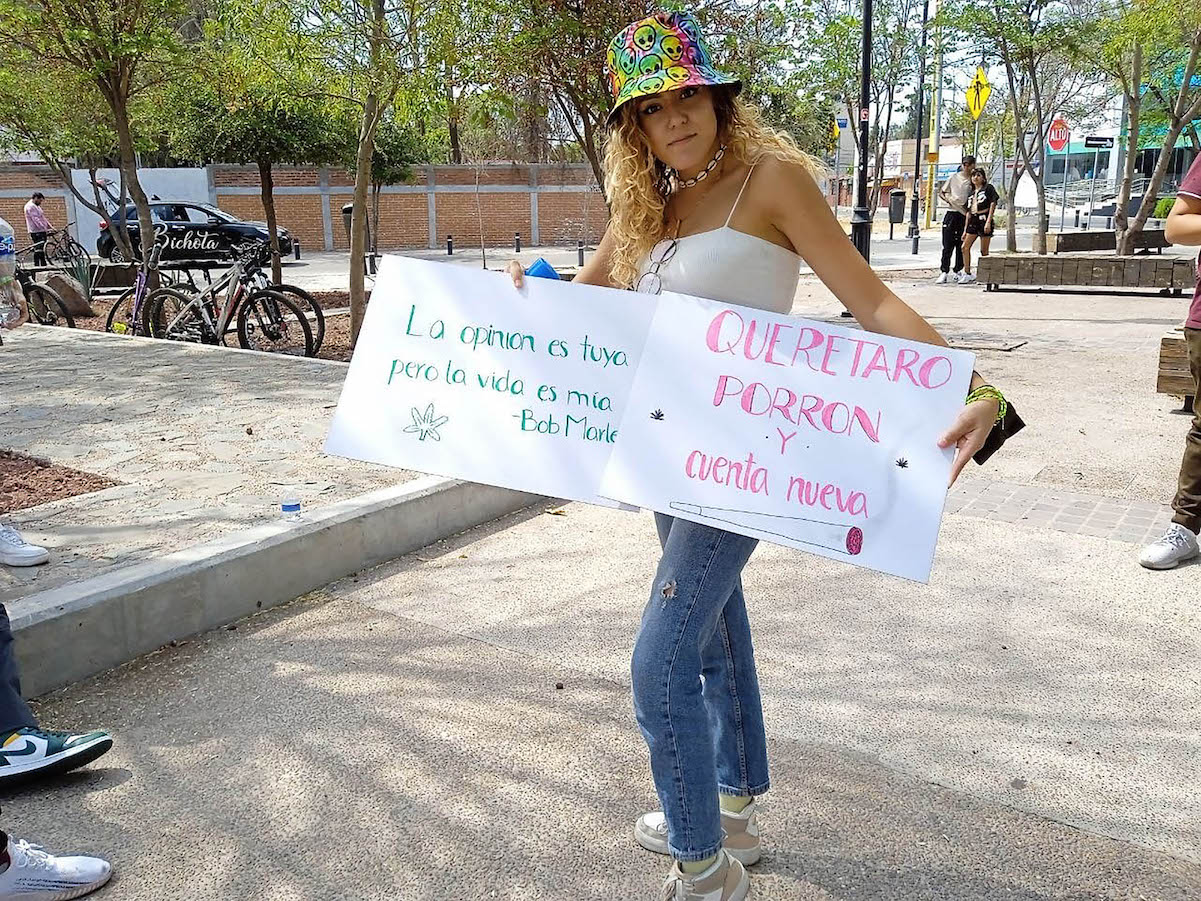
left=1153, top=195, right=1176, bottom=219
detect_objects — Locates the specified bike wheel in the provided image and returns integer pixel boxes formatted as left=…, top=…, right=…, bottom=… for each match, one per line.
left=271, top=284, right=324, bottom=353
left=24, top=284, right=75, bottom=328
left=145, top=287, right=212, bottom=344
left=237, top=289, right=313, bottom=357
left=104, top=287, right=141, bottom=336
left=51, top=235, right=90, bottom=268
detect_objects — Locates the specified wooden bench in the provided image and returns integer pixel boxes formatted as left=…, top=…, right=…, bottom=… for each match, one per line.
left=1048, top=229, right=1170, bottom=254
left=978, top=253, right=1196, bottom=295
left=1158, top=329, right=1194, bottom=411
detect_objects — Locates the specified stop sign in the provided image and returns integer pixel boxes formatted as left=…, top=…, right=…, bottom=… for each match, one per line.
left=1048, top=118, right=1070, bottom=153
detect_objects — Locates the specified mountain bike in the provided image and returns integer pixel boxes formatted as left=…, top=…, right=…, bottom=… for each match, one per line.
left=144, top=246, right=313, bottom=357
left=104, top=243, right=163, bottom=337
left=14, top=266, right=75, bottom=328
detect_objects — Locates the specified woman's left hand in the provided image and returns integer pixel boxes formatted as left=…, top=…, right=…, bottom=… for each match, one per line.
left=938, top=398, right=1000, bottom=486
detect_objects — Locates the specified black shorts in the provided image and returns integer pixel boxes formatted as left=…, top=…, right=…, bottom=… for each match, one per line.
left=966, top=217, right=994, bottom=237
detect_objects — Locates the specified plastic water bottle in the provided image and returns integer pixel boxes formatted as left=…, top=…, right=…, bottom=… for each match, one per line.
left=280, top=494, right=301, bottom=522
left=0, top=217, right=19, bottom=329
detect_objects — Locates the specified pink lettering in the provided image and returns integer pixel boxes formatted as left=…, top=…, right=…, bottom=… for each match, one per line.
left=919, top=356, right=953, bottom=389
left=893, top=348, right=921, bottom=386
left=684, top=450, right=770, bottom=496
left=860, top=344, right=892, bottom=380
left=791, top=327, right=825, bottom=371
left=763, top=323, right=793, bottom=366
left=713, top=374, right=744, bottom=407
left=820, top=335, right=845, bottom=376
left=776, top=427, right=797, bottom=454
left=706, top=310, right=743, bottom=354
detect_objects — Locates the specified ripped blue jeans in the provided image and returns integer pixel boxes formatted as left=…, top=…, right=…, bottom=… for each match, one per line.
left=631, top=513, right=770, bottom=862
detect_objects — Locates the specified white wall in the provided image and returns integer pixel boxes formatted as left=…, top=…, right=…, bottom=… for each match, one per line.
left=69, top=167, right=208, bottom=252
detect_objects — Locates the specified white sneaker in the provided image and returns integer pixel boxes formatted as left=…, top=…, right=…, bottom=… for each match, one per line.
left=934, top=272, right=949, bottom=285
left=1138, top=523, right=1200, bottom=570
left=0, top=526, right=48, bottom=568
left=0, top=838, right=112, bottom=900
left=957, top=272, right=977, bottom=284
left=661, top=850, right=749, bottom=901
left=635, top=801, right=761, bottom=866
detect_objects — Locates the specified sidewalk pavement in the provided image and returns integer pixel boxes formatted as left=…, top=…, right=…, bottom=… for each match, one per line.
left=0, top=330, right=411, bottom=604
left=10, top=277, right=1201, bottom=898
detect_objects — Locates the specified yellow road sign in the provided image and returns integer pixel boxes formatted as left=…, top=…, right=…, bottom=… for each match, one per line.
left=832, top=118, right=840, bottom=139
left=967, top=66, right=991, bottom=120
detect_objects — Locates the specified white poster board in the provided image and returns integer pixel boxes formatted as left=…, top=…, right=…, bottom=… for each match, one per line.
left=323, top=255, right=656, bottom=506
left=599, top=294, right=975, bottom=582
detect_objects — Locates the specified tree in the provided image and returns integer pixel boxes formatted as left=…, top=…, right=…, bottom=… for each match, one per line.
left=165, top=16, right=350, bottom=282
left=798, top=0, right=924, bottom=215
left=1072, top=0, right=1201, bottom=252
left=0, top=0, right=190, bottom=268
left=367, top=113, right=429, bottom=254
left=942, top=0, right=1089, bottom=253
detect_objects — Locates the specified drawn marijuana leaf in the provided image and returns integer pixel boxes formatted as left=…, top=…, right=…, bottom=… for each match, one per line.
left=650, top=409, right=665, bottom=421
left=403, top=403, right=449, bottom=441
left=895, top=458, right=909, bottom=469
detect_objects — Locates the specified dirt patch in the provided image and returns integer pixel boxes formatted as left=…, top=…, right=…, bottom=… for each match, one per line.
left=317, top=315, right=353, bottom=363
left=0, top=450, right=119, bottom=514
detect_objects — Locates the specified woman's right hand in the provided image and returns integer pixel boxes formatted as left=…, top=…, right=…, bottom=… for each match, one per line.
left=505, top=260, right=525, bottom=290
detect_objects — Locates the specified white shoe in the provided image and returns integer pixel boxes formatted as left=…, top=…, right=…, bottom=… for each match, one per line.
left=0, top=838, right=112, bottom=900
left=934, top=272, right=949, bottom=285
left=661, top=850, right=749, bottom=901
left=957, top=272, right=977, bottom=284
left=0, top=526, right=48, bottom=567
left=1138, top=523, right=1200, bottom=570
left=636, top=802, right=762, bottom=866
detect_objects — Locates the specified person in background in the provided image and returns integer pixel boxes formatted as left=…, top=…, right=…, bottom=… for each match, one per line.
left=1141, top=152, right=1201, bottom=569
left=960, top=167, right=998, bottom=284
left=936, top=155, right=975, bottom=285
left=21, top=195, right=51, bottom=269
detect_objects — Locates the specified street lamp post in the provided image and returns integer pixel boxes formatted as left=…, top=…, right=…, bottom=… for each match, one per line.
left=909, top=0, right=930, bottom=254
left=849, top=0, right=873, bottom=263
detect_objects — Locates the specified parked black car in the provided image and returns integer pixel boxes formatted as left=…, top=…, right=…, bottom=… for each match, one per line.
left=97, top=201, right=294, bottom=262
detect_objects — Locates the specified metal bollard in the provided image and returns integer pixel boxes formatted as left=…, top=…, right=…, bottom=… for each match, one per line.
left=577, top=240, right=584, bottom=267
left=447, top=235, right=454, bottom=255
left=368, top=253, right=377, bottom=275
left=515, top=232, right=521, bottom=253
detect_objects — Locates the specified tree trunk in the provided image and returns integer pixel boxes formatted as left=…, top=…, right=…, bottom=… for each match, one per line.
left=350, top=95, right=379, bottom=348
left=106, top=82, right=157, bottom=284
left=371, top=180, right=382, bottom=255
left=1006, top=132, right=1023, bottom=252
left=447, top=82, right=462, bottom=165
left=257, top=158, right=282, bottom=284
left=349, top=0, right=388, bottom=347
left=1115, top=46, right=1142, bottom=254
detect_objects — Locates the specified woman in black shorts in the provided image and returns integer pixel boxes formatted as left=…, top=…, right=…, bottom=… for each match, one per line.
left=962, top=167, right=998, bottom=284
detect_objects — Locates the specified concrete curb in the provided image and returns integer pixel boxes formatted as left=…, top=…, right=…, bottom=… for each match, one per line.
left=11, top=476, right=539, bottom=697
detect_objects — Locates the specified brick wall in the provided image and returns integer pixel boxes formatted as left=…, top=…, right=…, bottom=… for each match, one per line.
left=0, top=162, right=612, bottom=251
left=0, top=195, right=68, bottom=242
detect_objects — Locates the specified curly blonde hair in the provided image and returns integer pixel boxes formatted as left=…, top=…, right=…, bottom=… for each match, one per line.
left=602, top=85, right=826, bottom=290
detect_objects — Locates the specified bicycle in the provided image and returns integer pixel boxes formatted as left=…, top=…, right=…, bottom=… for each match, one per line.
left=16, top=226, right=89, bottom=269
left=14, top=266, right=75, bottom=328
left=143, top=246, right=314, bottom=357
left=104, top=243, right=162, bottom=337
left=168, top=250, right=325, bottom=353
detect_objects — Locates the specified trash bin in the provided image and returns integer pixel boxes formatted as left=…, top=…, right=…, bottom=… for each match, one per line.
left=341, top=202, right=371, bottom=250
left=888, top=189, right=907, bottom=225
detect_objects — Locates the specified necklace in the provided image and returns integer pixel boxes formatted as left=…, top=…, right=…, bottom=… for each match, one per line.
left=666, top=157, right=725, bottom=234
left=676, top=143, right=726, bottom=189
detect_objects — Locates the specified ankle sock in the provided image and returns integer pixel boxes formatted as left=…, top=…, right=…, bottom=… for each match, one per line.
left=719, top=793, right=752, bottom=814
left=680, top=853, right=718, bottom=874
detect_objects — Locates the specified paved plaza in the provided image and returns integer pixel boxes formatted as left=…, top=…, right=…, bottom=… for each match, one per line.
left=3, top=268, right=1200, bottom=899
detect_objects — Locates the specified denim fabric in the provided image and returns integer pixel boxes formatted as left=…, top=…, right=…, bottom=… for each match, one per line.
left=630, top=513, right=770, bottom=861
left=0, top=604, right=35, bottom=734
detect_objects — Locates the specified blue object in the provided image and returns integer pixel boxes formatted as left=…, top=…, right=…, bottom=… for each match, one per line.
left=524, top=257, right=560, bottom=280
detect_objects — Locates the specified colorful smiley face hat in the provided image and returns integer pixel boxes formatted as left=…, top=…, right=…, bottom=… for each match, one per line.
left=605, top=11, right=742, bottom=125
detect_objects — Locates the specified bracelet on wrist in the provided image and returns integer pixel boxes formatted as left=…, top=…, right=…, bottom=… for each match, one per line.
left=966, top=385, right=1007, bottom=423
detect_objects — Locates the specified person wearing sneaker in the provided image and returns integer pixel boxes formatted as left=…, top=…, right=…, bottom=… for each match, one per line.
left=1141, top=152, right=1201, bottom=569
left=936, top=155, right=975, bottom=285
left=960, top=167, right=997, bottom=285
left=0, top=601, right=112, bottom=786
left=0, top=829, right=111, bottom=900
left=0, top=525, right=48, bottom=569
left=507, top=13, right=1014, bottom=897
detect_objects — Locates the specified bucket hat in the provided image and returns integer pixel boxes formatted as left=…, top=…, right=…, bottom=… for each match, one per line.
left=604, top=11, right=741, bottom=124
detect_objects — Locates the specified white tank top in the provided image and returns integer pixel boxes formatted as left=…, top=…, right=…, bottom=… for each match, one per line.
left=636, top=161, right=801, bottom=314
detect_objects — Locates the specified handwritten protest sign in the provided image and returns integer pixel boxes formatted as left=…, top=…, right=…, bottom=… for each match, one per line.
left=323, top=255, right=655, bottom=506
left=599, top=293, right=975, bottom=582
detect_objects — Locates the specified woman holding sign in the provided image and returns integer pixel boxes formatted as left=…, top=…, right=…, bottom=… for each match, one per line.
left=508, top=12, right=1017, bottom=900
